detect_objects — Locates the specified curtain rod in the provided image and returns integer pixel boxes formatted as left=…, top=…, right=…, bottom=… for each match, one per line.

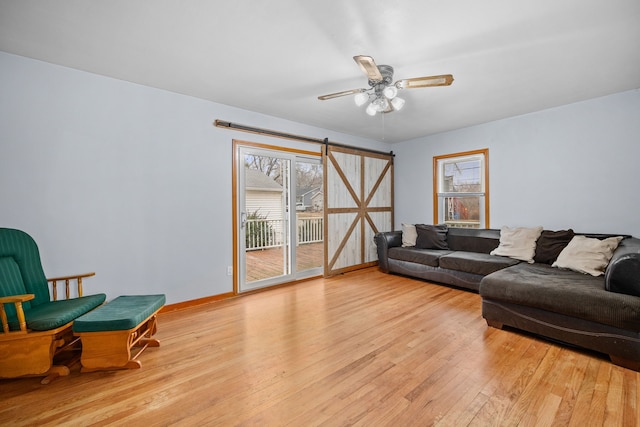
left=214, top=119, right=394, bottom=157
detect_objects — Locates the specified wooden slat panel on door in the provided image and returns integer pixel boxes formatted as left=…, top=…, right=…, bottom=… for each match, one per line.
left=323, top=146, right=393, bottom=276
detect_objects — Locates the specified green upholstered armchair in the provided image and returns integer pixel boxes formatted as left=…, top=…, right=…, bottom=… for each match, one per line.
left=0, top=228, right=106, bottom=383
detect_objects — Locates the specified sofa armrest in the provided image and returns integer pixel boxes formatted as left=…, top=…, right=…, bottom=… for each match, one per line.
left=605, top=237, right=640, bottom=297
left=374, top=231, right=402, bottom=273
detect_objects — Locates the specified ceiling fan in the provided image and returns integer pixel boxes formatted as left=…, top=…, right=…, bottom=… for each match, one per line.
left=318, top=55, right=454, bottom=116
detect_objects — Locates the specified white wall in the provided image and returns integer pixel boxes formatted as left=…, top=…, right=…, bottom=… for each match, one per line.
left=0, top=52, right=386, bottom=304
left=394, top=89, right=640, bottom=237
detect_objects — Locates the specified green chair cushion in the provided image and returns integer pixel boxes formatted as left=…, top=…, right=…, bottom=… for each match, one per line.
left=16, top=293, right=107, bottom=331
left=1, top=228, right=108, bottom=332
left=0, top=228, right=50, bottom=307
left=73, top=294, right=166, bottom=332
left=0, top=256, right=31, bottom=319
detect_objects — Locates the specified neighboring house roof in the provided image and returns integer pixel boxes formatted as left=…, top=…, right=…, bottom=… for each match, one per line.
left=298, top=187, right=318, bottom=197
left=245, top=169, right=282, bottom=192
left=297, top=186, right=321, bottom=205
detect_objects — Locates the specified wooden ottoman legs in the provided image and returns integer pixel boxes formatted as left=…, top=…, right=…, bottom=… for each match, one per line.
left=76, top=313, right=160, bottom=372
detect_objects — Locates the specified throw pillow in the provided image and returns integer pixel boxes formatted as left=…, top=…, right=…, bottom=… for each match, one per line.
left=552, top=235, right=624, bottom=276
left=533, top=229, right=575, bottom=264
left=415, top=224, right=449, bottom=250
left=490, top=226, right=543, bottom=263
left=401, top=223, right=417, bottom=247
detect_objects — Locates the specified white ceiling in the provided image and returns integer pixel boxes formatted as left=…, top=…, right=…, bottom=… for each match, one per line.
left=1, top=1, right=639, bottom=143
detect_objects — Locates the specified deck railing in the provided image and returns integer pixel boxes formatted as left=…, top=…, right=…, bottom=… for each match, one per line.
left=246, top=217, right=323, bottom=250
left=297, top=217, right=323, bottom=245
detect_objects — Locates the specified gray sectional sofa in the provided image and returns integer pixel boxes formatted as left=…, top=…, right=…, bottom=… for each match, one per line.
left=374, top=227, right=640, bottom=371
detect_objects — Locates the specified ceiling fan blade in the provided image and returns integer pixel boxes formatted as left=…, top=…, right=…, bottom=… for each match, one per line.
left=317, top=88, right=366, bottom=101
left=353, top=55, right=383, bottom=82
left=399, top=74, right=454, bottom=89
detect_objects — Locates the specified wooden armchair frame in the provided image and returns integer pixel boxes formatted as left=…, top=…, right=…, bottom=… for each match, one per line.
left=0, top=273, right=98, bottom=384
left=0, top=273, right=95, bottom=333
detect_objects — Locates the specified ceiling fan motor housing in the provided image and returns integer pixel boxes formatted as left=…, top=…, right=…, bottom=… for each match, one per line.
left=370, top=64, right=394, bottom=92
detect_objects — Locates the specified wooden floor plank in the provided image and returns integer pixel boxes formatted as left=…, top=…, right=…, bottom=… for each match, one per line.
left=1, top=268, right=638, bottom=426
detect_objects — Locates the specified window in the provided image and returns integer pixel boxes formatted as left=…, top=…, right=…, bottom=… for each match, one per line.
left=433, top=149, right=489, bottom=228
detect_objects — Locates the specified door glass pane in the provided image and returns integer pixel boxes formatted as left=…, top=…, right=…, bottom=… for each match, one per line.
left=295, top=158, right=323, bottom=273
left=243, top=153, right=290, bottom=285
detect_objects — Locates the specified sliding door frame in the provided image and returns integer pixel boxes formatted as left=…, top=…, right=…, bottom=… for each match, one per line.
left=232, top=140, right=322, bottom=294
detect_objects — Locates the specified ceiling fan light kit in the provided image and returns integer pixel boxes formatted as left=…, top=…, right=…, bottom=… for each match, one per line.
left=383, top=85, right=398, bottom=99
left=354, top=92, right=369, bottom=107
left=318, top=55, right=454, bottom=116
left=390, top=97, right=405, bottom=111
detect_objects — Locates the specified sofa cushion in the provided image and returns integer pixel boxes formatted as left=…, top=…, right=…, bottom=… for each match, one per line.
left=490, top=226, right=543, bottom=263
left=446, top=228, right=500, bottom=254
left=401, top=223, right=417, bottom=247
left=415, top=224, right=449, bottom=250
left=388, top=247, right=450, bottom=268
left=534, top=229, right=575, bottom=264
left=553, top=235, right=624, bottom=276
left=0, top=256, right=32, bottom=319
left=14, top=293, right=107, bottom=331
left=480, top=263, right=640, bottom=331
left=439, top=252, right=520, bottom=276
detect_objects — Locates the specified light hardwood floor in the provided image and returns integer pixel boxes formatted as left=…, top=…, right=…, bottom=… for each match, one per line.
left=1, top=268, right=638, bottom=426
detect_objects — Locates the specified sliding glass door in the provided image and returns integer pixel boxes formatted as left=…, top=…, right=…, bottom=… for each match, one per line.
left=236, top=143, right=322, bottom=292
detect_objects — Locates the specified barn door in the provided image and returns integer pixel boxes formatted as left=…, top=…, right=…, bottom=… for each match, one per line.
left=323, top=146, right=393, bottom=276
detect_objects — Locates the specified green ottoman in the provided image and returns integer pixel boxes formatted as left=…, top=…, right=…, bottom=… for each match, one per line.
left=73, top=294, right=165, bottom=372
